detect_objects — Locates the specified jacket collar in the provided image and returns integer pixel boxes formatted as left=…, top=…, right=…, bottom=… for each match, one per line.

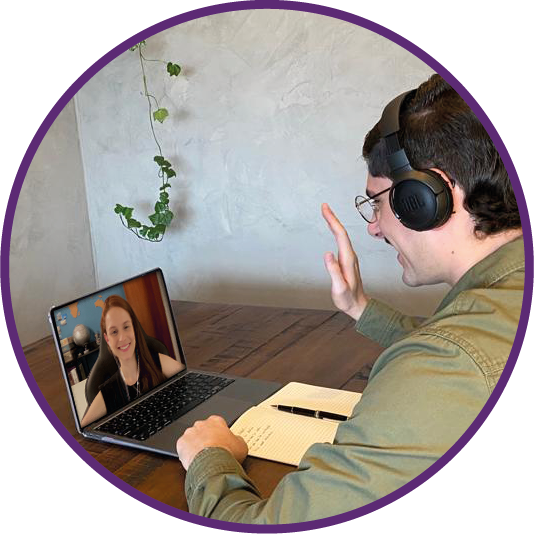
left=436, top=235, right=525, bottom=313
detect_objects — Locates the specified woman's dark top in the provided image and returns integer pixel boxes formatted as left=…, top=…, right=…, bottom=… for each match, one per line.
left=99, top=348, right=162, bottom=414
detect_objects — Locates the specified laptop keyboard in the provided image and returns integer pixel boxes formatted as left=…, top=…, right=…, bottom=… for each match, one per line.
left=96, top=372, right=234, bottom=441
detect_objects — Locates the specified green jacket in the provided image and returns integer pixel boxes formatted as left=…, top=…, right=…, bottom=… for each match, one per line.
left=184, top=237, right=525, bottom=524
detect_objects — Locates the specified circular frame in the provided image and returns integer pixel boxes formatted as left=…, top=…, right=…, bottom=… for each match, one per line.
left=2, top=1, right=532, bottom=532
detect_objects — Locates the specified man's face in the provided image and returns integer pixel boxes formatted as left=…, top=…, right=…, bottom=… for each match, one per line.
left=365, top=174, right=444, bottom=287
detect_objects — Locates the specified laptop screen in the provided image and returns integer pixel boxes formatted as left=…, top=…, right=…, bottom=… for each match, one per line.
left=49, top=269, right=186, bottom=429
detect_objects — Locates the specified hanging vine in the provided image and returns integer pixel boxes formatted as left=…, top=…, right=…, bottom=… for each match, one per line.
left=114, top=40, right=181, bottom=242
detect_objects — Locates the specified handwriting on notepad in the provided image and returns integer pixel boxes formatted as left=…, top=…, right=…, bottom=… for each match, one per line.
left=230, top=383, right=362, bottom=465
left=240, top=424, right=274, bottom=452
left=232, top=406, right=339, bottom=465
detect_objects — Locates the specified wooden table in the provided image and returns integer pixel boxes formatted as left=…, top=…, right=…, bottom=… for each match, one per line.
left=24, top=301, right=382, bottom=512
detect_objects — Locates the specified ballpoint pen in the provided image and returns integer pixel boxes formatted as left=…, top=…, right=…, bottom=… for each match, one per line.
left=271, top=404, right=348, bottom=421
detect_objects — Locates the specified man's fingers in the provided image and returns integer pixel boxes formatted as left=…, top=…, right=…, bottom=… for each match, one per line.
left=322, top=204, right=357, bottom=287
left=321, top=203, right=354, bottom=251
left=322, top=203, right=346, bottom=236
left=324, top=252, right=349, bottom=294
left=208, top=415, right=228, bottom=426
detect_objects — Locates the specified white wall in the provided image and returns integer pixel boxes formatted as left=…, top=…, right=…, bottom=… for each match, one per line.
left=12, top=9, right=449, bottom=346
left=10, top=100, right=96, bottom=346
left=77, top=10, right=447, bottom=316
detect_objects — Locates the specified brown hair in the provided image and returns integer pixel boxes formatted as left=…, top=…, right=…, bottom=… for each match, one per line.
left=362, top=74, right=520, bottom=235
left=100, top=295, right=165, bottom=393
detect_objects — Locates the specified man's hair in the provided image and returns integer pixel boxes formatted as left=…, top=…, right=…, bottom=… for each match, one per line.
left=362, top=74, right=520, bottom=235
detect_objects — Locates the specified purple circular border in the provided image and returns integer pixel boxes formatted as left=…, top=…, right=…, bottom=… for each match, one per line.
left=2, top=1, right=532, bottom=532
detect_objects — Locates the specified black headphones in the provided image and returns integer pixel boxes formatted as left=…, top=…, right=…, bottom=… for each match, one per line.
left=377, top=90, right=453, bottom=231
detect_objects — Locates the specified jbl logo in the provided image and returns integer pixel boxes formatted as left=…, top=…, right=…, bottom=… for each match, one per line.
left=401, top=195, right=424, bottom=213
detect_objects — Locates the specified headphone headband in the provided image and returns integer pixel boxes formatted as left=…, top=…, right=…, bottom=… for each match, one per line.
left=378, top=90, right=414, bottom=137
left=377, top=90, right=416, bottom=178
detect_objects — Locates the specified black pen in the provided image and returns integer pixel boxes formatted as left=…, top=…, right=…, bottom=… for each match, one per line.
left=271, top=404, right=348, bottom=421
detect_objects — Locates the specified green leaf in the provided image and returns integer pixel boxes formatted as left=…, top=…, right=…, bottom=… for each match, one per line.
left=139, top=226, right=150, bottom=237
left=162, top=210, right=174, bottom=225
left=155, top=201, right=166, bottom=213
left=155, top=224, right=167, bottom=234
left=149, top=209, right=173, bottom=226
left=163, top=167, right=176, bottom=178
left=147, top=227, right=161, bottom=240
left=129, top=41, right=146, bottom=52
left=154, top=156, right=171, bottom=168
left=160, top=183, right=172, bottom=191
left=127, top=218, right=142, bottom=229
left=167, top=62, right=181, bottom=76
left=122, top=207, right=134, bottom=220
left=114, top=204, right=124, bottom=214
left=153, top=108, right=169, bottom=123
left=159, top=192, right=169, bottom=202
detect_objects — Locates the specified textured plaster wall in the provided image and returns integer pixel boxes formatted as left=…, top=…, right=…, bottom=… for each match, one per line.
left=76, top=10, right=448, bottom=316
left=12, top=10, right=448, bottom=346
left=10, top=100, right=95, bottom=346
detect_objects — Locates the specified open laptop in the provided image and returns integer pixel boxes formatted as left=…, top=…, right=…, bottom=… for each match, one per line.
left=48, top=268, right=281, bottom=457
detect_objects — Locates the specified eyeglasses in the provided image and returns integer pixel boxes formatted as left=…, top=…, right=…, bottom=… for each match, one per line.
left=354, top=187, right=391, bottom=223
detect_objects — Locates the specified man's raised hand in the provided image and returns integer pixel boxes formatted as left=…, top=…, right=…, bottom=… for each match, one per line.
left=322, top=203, right=369, bottom=321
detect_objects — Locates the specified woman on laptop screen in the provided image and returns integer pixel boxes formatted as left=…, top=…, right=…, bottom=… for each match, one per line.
left=81, top=295, right=184, bottom=427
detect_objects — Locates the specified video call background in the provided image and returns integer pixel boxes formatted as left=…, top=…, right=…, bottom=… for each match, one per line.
left=52, top=270, right=180, bottom=421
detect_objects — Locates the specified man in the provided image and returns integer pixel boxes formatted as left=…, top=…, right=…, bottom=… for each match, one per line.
left=176, top=74, right=524, bottom=523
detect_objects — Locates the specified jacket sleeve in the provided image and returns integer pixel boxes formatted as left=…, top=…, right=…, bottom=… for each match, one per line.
left=184, top=332, right=489, bottom=524
left=355, top=299, right=427, bottom=347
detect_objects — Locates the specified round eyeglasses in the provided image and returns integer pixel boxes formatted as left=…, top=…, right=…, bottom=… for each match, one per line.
left=354, top=187, right=391, bottom=223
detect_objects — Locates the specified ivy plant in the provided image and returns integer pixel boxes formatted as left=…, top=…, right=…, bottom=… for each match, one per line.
left=114, top=40, right=181, bottom=242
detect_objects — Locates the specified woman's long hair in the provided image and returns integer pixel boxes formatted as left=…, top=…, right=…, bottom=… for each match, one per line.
left=100, top=295, right=165, bottom=393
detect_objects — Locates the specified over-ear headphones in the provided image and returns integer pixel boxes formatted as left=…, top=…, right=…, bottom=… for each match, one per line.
left=377, top=90, right=453, bottom=231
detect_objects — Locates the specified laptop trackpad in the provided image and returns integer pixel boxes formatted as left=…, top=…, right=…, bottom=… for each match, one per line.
left=179, top=395, right=253, bottom=427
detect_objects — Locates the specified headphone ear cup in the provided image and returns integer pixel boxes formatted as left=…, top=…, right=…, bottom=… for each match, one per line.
left=389, top=171, right=453, bottom=231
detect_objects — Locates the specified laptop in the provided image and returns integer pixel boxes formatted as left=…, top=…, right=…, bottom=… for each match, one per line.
left=48, top=268, right=281, bottom=457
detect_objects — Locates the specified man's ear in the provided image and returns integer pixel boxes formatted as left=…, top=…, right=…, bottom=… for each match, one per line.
left=430, top=168, right=455, bottom=189
left=430, top=167, right=466, bottom=205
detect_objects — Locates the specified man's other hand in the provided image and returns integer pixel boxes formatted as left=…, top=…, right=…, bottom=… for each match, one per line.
left=322, top=203, right=369, bottom=321
left=176, top=415, right=248, bottom=470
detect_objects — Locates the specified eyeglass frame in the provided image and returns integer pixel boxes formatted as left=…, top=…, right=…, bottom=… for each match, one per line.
left=354, top=187, right=392, bottom=223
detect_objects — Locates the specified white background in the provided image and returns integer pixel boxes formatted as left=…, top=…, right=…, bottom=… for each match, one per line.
left=1, top=1, right=531, bottom=533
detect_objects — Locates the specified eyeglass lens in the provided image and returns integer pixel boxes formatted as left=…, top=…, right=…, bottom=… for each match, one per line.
left=355, top=196, right=376, bottom=223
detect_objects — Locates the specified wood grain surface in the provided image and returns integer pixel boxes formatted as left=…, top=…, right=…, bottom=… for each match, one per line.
left=23, top=301, right=382, bottom=512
